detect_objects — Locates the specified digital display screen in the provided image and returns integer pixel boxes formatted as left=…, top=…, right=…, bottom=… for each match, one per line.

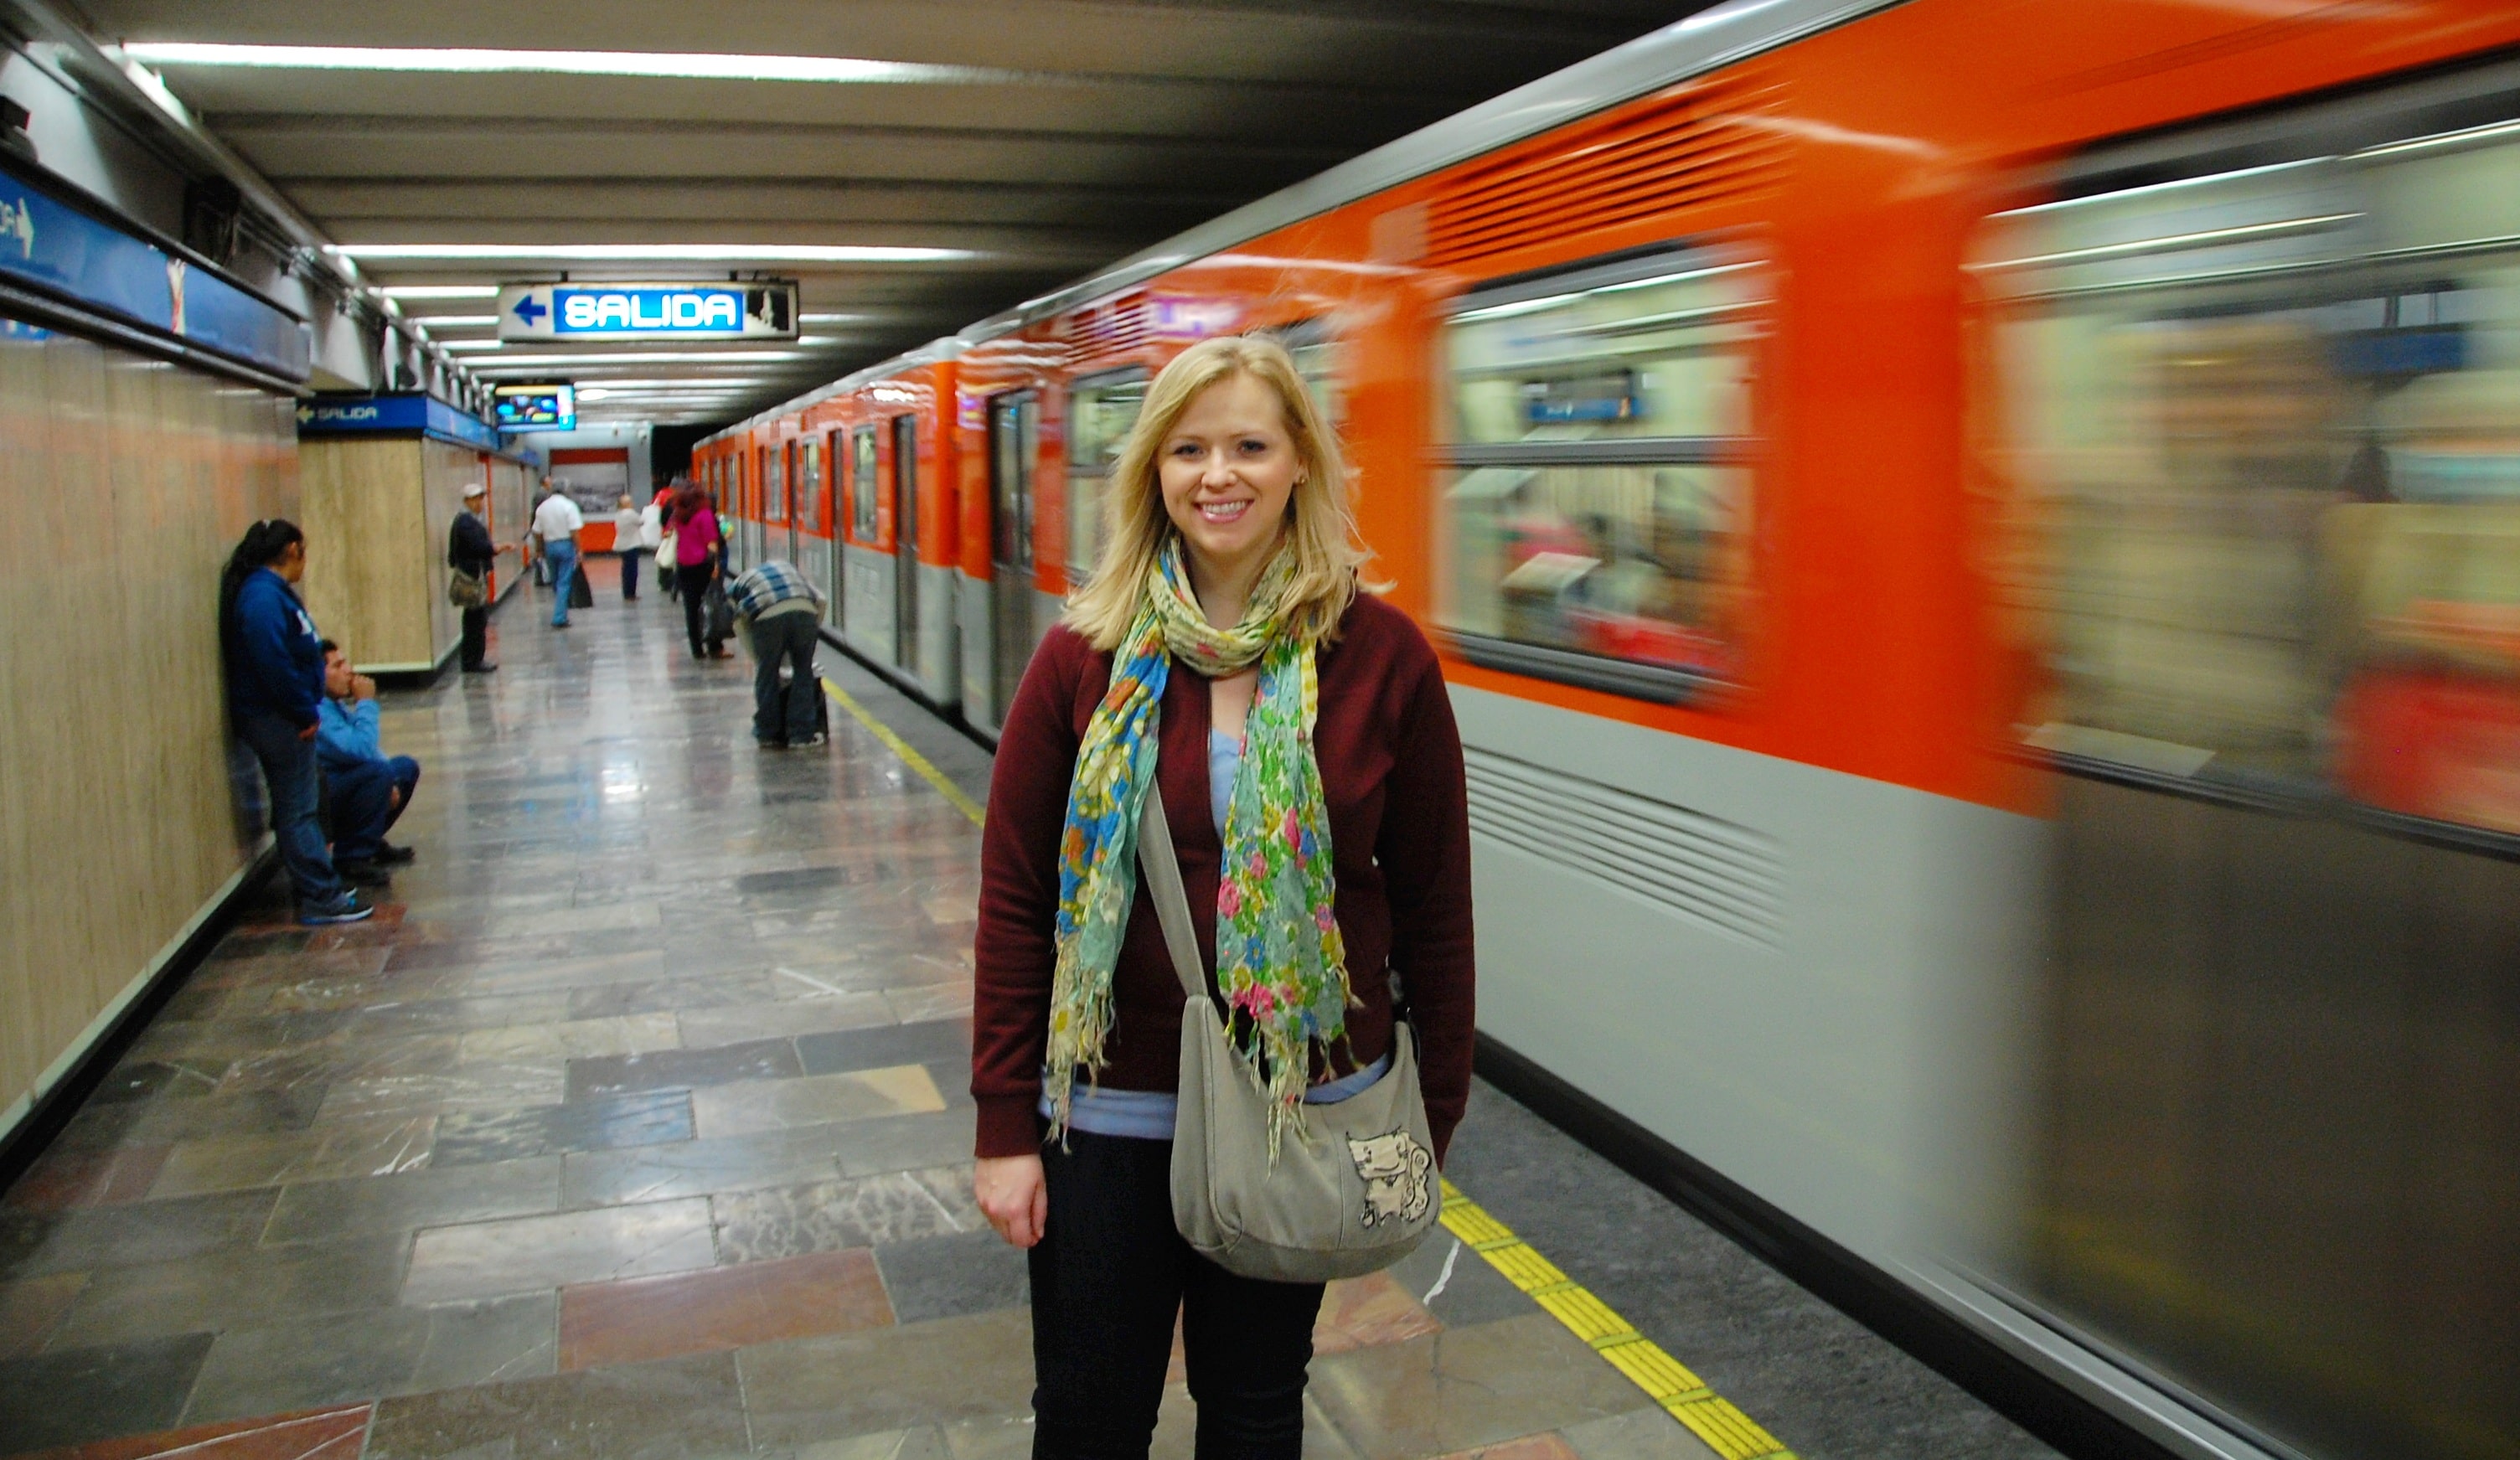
left=494, top=383, right=575, bottom=432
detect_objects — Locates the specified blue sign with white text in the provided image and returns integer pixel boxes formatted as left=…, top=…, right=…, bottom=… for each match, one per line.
left=497, top=281, right=796, bottom=341
left=0, top=153, right=310, bottom=383
left=298, top=393, right=500, bottom=452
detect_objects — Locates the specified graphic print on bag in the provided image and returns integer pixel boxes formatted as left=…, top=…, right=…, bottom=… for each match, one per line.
left=1346, top=1130, right=1433, bottom=1226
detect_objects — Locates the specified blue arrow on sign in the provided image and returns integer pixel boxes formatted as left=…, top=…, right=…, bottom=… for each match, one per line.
left=511, top=292, right=549, bottom=327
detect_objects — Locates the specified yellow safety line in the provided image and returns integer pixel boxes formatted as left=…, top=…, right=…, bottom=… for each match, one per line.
left=820, top=677, right=988, bottom=827
left=1438, top=1179, right=1798, bottom=1460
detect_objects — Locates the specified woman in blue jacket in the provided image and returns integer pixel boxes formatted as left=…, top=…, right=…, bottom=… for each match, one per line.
left=219, top=520, right=371, bottom=925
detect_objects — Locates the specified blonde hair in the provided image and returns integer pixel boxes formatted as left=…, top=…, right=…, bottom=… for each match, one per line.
left=1065, top=335, right=1367, bottom=650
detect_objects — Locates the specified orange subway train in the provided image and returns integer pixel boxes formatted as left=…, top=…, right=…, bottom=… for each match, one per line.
left=699, top=4, right=2520, bottom=1458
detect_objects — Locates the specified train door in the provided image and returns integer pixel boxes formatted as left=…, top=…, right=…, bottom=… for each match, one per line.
left=822, top=430, right=844, bottom=631
left=851, top=426, right=880, bottom=655
left=989, top=391, right=1040, bottom=721
left=779, top=441, right=798, bottom=564
left=893, top=413, right=919, bottom=674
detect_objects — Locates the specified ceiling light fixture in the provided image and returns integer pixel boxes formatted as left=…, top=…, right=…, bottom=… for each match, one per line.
left=333, top=243, right=977, bottom=263
left=466, top=350, right=832, bottom=368
left=409, top=314, right=499, bottom=327
left=376, top=284, right=500, bottom=299
left=117, top=43, right=1024, bottom=87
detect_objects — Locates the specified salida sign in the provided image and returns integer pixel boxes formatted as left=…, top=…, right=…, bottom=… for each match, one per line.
left=497, top=281, right=797, bottom=341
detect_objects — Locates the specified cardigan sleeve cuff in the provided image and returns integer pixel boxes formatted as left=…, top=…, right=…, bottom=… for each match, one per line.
left=974, top=1094, right=1046, bottom=1158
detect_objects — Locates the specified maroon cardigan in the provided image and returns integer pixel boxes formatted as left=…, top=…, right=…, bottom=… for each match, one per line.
left=972, top=592, right=1476, bottom=1162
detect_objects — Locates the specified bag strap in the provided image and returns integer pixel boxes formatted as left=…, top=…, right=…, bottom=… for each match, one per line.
left=1134, top=782, right=1210, bottom=1003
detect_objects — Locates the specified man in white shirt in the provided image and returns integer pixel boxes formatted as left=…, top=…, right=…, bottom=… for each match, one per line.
left=531, top=488, right=586, bottom=628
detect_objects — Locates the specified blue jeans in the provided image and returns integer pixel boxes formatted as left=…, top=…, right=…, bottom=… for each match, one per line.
left=236, top=710, right=346, bottom=906
left=546, top=540, right=580, bottom=625
left=328, top=756, right=420, bottom=860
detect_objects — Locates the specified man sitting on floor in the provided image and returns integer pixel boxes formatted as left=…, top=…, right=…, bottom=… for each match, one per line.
left=316, top=641, right=421, bottom=885
left=726, top=557, right=829, bottom=749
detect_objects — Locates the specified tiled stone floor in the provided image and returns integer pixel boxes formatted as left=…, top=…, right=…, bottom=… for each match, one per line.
left=0, top=570, right=1724, bottom=1460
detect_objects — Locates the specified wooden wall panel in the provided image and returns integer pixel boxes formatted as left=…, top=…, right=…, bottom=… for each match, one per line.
left=0, top=323, right=296, bottom=1125
left=419, top=441, right=473, bottom=663
left=491, top=457, right=529, bottom=597
left=298, top=437, right=445, bottom=671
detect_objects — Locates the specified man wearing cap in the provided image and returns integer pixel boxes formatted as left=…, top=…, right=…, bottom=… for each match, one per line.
left=449, top=482, right=499, bottom=672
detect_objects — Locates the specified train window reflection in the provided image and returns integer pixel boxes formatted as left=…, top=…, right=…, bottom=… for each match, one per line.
left=1986, top=124, right=2520, bottom=837
left=1260, top=317, right=1343, bottom=431
left=799, top=439, right=823, bottom=534
left=1067, top=369, right=1146, bottom=586
left=1442, top=246, right=1763, bottom=696
left=851, top=427, right=878, bottom=539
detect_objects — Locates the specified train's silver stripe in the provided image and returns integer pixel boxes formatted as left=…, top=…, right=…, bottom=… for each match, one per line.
left=1464, top=746, right=1785, bottom=947
left=705, top=0, right=1904, bottom=447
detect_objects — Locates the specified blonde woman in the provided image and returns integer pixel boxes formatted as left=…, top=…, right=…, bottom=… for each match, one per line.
left=971, top=335, right=1475, bottom=1460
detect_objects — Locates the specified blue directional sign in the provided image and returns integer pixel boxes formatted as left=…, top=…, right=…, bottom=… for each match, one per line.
left=297, top=393, right=501, bottom=452
left=496, top=281, right=797, bottom=341
left=0, top=152, right=310, bottom=382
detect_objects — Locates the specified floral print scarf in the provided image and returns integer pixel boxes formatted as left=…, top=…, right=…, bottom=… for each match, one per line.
left=1046, top=539, right=1352, bottom=1148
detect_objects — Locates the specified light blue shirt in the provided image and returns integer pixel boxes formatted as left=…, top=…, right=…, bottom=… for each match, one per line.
left=1051, top=727, right=1389, bottom=1140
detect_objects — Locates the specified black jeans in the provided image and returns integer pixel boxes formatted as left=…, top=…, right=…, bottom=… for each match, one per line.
left=459, top=604, right=489, bottom=668
left=749, top=610, right=823, bottom=744
left=678, top=564, right=715, bottom=655
left=621, top=549, right=641, bottom=599
left=1030, top=1131, right=1325, bottom=1460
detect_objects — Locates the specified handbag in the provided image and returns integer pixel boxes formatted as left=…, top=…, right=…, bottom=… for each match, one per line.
left=447, top=568, right=487, bottom=609
left=705, top=582, right=736, bottom=643
left=571, top=562, right=596, bottom=609
left=1135, top=782, right=1440, bottom=1283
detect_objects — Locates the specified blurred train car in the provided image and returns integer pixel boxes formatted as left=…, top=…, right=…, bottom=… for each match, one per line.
left=698, top=4, right=2520, bottom=1458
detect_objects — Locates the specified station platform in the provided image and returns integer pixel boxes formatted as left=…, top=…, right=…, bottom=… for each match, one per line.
left=0, top=569, right=2053, bottom=1460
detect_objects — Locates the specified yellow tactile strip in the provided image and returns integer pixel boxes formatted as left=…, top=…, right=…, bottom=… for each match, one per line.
left=1438, top=1179, right=1799, bottom=1460
left=824, top=677, right=1797, bottom=1459
left=821, top=678, right=989, bottom=825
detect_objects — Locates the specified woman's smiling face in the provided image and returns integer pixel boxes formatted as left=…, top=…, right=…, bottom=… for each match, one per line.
left=1159, top=371, right=1301, bottom=584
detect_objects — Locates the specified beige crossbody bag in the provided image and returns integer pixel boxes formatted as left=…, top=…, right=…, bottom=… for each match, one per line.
left=1134, top=782, right=1442, bottom=1283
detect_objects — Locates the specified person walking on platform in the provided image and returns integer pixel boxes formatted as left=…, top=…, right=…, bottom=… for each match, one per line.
left=968, top=337, right=1475, bottom=1460
left=671, top=487, right=727, bottom=659
left=613, top=494, right=647, bottom=601
left=533, top=487, right=585, bottom=628
left=219, top=520, right=371, bottom=926
left=449, top=482, right=498, bottom=673
left=728, top=556, right=828, bottom=748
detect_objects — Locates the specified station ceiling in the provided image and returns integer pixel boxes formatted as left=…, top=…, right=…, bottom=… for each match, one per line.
left=75, top=0, right=1694, bottom=425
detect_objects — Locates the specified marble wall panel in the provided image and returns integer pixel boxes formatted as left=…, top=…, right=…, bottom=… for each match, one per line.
left=0, top=321, right=296, bottom=1130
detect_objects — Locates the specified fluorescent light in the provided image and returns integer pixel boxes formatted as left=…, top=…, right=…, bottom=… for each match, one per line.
left=413, top=314, right=498, bottom=327
left=330, top=243, right=978, bottom=263
left=441, top=339, right=505, bottom=351
left=801, top=312, right=876, bottom=324
left=377, top=284, right=499, bottom=299
left=467, top=351, right=830, bottom=368
left=118, top=43, right=1020, bottom=86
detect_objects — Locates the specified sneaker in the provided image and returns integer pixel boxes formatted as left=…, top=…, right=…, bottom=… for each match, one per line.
left=300, top=892, right=374, bottom=926
left=462, top=661, right=498, bottom=673
left=372, top=843, right=418, bottom=865
left=800, top=732, right=828, bottom=747
left=335, top=858, right=393, bottom=888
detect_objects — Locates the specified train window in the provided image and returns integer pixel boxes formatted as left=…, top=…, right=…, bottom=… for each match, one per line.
left=851, top=427, right=878, bottom=539
left=798, top=439, right=823, bottom=534
left=1985, top=111, right=2520, bottom=838
left=1440, top=245, right=1763, bottom=701
left=993, top=393, right=1040, bottom=570
left=1068, top=369, right=1147, bottom=584
left=1260, top=318, right=1343, bottom=430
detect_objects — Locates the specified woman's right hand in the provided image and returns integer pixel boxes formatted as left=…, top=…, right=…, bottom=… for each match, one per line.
left=974, top=1153, right=1047, bottom=1248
